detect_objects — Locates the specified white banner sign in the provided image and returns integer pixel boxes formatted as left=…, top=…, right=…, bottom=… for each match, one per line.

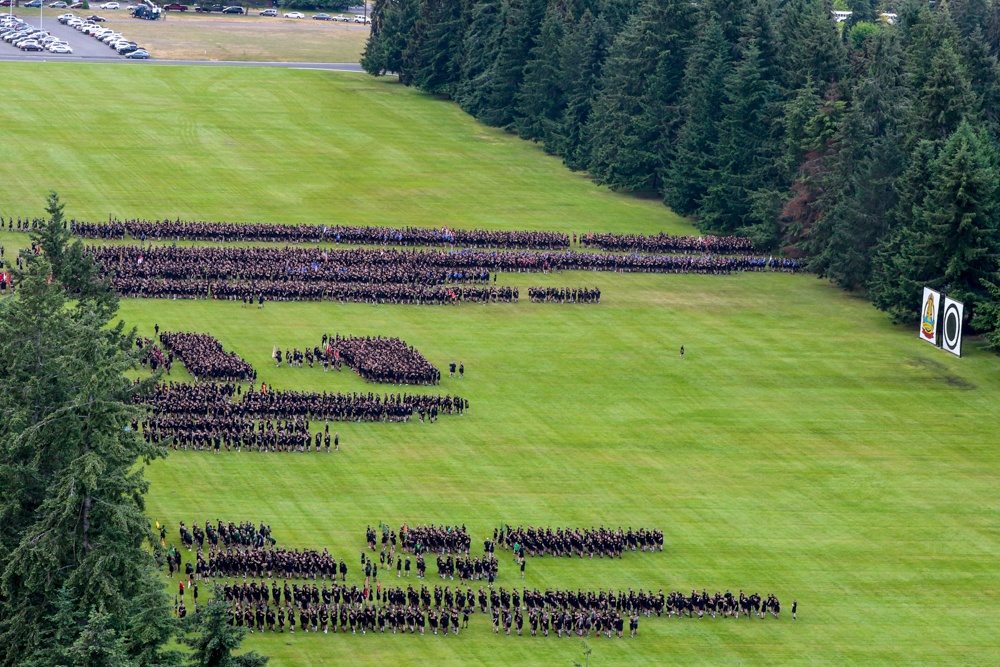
left=941, top=297, right=964, bottom=357
left=919, top=287, right=941, bottom=346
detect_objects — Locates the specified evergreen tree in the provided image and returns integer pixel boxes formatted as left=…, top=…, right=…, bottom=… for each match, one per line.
left=698, top=42, right=782, bottom=234
left=910, top=37, right=980, bottom=141
left=554, top=10, right=611, bottom=170
left=516, top=0, right=571, bottom=144
left=361, top=0, right=420, bottom=79
left=844, top=0, right=877, bottom=33
left=585, top=0, right=695, bottom=192
left=948, top=0, right=989, bottom=39
left=0, top=197, right=179, bottom=667
left=180, top=593, right=269, bottom=667
left=870, top=123, right=1000, bottom=318
left=916, top=121, right=1000, bottom=305
left=664, top=12, right=732, bottom=214
left=776, top=0, right=847, bottom=92
left=455, top=0, right=505, bottom=117
left=972, top=276, right=1000, bottom=349
left=809, top=30, right=908, bottom=289
left=64, top=610, right=136, bottom=667
left=464, top=0, right=547, bottom=127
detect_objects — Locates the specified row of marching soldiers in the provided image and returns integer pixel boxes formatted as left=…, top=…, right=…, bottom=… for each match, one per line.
left=527, top=286, right=601, bottom=303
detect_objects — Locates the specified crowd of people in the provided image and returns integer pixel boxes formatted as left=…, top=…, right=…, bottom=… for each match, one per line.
left=158, top=331, right=256, bottom=382
left=67, top=217, right=571, bottom=250
left=140, top=380, right=467, bottom=429
left=527, top=287, right=601, bottom=303
left=73, top=243, right=795, bottom=303
left=178, top=520, right=275, bottom=551
left=579, top=232, right=756, bottom=255
left=498, top=526, right=663, bottom=558
left=221, top=589, right=474, bottom=636
left=114, top=277, right=517, bottom=305
left=137, top=381, right=463, bottom=453
left=317, top=334, right=440, bottom=385
left=135, top=336, right=170, bottom=373
left=373, top=524, right=473, bottom=555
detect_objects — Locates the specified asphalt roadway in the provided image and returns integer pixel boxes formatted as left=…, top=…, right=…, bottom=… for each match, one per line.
left=0, top=12, right=364, bottom=69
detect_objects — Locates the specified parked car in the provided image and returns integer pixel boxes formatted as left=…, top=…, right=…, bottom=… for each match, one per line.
left=124, top=48, right=148, bottom=58
left=331, top=13, right=346, bottom=20
left=87, top=14, right=106, bottom=20
left=312, top=12, right=331, bottom=20
left=221, top=5, right=243, bottom=13
left=21, top=41, right=44, bottom=50
left=117, top=42, right=138, bottom=53
left=258, top=7, right=275, bottom=15
left=24, top=1, right=43, bottom=8
left=49, top=43, right=73, bottom=52
left=282, top=11, right=303, bottom=17
left=69, top=1, right=83, bottom=7
left=353, top=14, right=370, bottom=23
left=163, top=2, right=188, bottom=9
left=98, top=1, right=119, bottom=8
left=48, top=1, right=68, bottom=8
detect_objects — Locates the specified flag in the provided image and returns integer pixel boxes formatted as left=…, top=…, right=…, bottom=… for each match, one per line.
left=919, top=287, right=941, bottom=345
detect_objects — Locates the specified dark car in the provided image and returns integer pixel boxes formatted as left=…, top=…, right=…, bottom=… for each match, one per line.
left=221, top=5, right=242, bottom=12
left=21, top=41, right=44, bottom=50
left=87, top=14, right=106, bottom=20
left=124, top=48, right=149, bottom=58
left=163, top=2, right=188, bottom=9
left=312, top=12, right=331, bottom=19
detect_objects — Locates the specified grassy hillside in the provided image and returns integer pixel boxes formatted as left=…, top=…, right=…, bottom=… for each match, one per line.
left=0, top=63, right=687, bottom=235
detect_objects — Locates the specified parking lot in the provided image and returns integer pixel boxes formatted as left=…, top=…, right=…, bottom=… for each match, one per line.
left=2, top=13, right=123, bottom=57
left=0, top=6, right=368, bottom=62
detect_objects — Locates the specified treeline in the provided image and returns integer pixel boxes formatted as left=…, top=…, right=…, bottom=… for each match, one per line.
left=362, top=0, right=1000, bottom=345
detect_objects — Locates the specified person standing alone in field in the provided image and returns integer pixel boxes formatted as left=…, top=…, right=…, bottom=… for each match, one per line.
left=679, top=345, right=685, bottom=360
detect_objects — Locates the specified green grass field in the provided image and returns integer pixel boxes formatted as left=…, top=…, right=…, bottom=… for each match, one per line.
left=2, top=64, right=1000, bottom=666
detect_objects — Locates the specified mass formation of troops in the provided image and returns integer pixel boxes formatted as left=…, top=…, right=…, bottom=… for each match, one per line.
left=499, top=525, right=664, bottom=558
left=66, top=217, right=571, bottom=250
left=527, top=286, right=602, bottom=303
left=159, top=331, right=256, bottom=382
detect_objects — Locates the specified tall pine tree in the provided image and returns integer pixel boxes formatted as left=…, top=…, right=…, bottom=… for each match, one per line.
left=664, top=12, right=732, bottom=215
left=585, top=0, right=695, bottom=192
left=0, top=195, right=179, bottom=667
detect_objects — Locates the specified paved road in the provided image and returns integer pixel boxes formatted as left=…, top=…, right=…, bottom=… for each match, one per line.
left=0, top=50, right=364, bottom=69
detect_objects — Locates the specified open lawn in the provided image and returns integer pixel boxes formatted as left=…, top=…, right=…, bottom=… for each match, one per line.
left=65, top=10, right=369, bottom=62
left=0, top=64, right=688, bottom=235
left=1, top=64, right=999, bottom=666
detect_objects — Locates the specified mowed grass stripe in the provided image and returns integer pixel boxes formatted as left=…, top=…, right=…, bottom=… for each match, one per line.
left=0, top=64, right=688, bottom=235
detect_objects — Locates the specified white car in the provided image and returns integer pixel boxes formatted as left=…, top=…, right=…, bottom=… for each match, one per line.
left=99, top=1, right=120, bottom=8
left=331, top=13, right=346, bottom=21
left=49, top=43, right=73, bottom=53
left=57, top=12, right=75, bottom=18
left=282, top=11, right=304, bottom=18
left=353, top=14, right=370, bottom=23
